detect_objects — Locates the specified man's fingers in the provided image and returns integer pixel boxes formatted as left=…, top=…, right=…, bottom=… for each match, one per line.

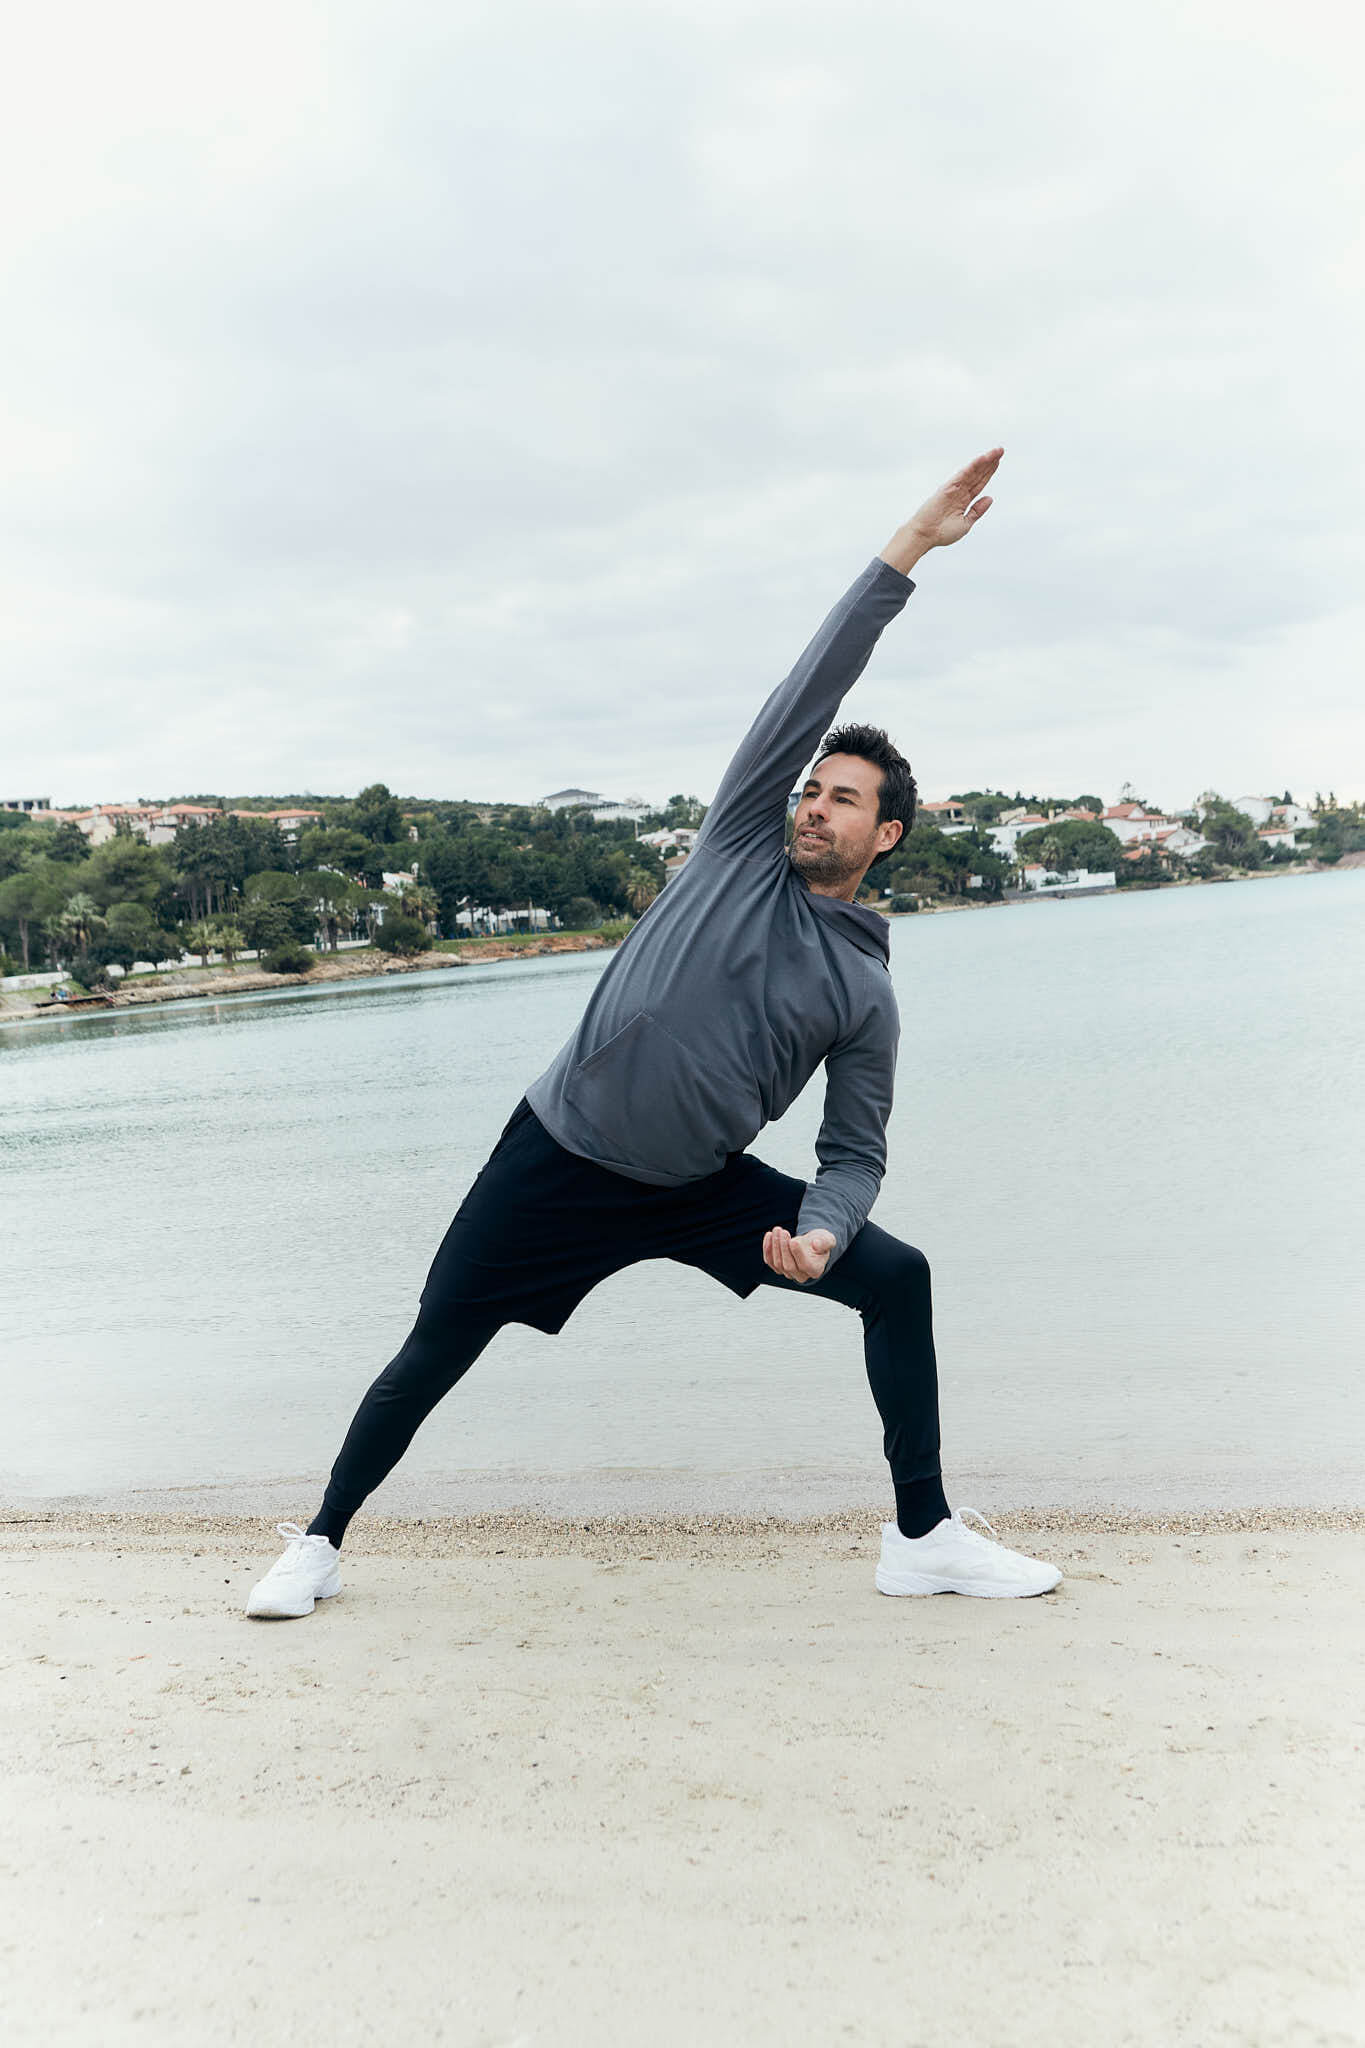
left=966, top=494, right=993, bottom=522
left=947, top=449, right=1003, bottom=506
left=765, top=1224, right=838, bottom=1283
left=767, top=1226, right=804, bottom=1281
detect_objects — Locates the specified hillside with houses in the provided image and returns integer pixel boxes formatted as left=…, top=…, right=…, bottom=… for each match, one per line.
left=1, top=780, right=1360, bottom=1000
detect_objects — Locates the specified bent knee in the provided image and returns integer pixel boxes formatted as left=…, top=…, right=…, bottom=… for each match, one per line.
left=848, top=1232, right=929, bottom=1302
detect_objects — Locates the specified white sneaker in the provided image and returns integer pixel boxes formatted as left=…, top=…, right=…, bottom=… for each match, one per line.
left=875, top=1508, right=1061, bottom=1599
left=246, top=1522, right=342, bottom=1619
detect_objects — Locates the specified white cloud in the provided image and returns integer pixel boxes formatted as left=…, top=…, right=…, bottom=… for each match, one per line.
left=3, top=0, right=1361, bottom=807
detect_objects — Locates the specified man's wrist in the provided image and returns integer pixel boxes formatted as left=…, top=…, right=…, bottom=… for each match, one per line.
left=878, top=525, right=935, bottom=577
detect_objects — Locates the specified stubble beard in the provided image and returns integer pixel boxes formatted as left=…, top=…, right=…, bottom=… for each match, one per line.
left=788, top=831, right=866, bottom=890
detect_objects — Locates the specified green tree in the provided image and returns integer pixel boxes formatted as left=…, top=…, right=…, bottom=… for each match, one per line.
left=1015, top=820, right=1124, bottom=874
left=374, top=911, right=432, bottom=955
left=298, top=870, right=365, bottom=951
left=1116, top=847, right=1174, bottom=890
left=1197, top=797, right=1263, bottom=868
left=56, top=891, right=105, bottom=961
left=211, top=919, right=246, bottom=968
left=104, top=901, right=183, bottom=969
left=0, top=867, right=68, bottom=969
left=621, top=866, right=660, bottom=915
left=1306, top=801, right=1365, bottom=863
left=642, top=793, right=706, bottom=829
left=296, top=825, right=385, bottom=886
left=0, top=821, right=62, bottom=882
left=243, top=870, right=318, bottom=944
left=328, top=782, right=406, bottom=845
left=877, top=822, right=1009, bottom=900
left=45, top=821, right=92, bottom=864
left=559, top=895, right=601, bottom=929
left=83, top=835, right=171, bottom=911
left=261, top=942, right=316, bottom=975
left=240, top=900, right=297, bottom=957
left=182, top=920, right=219, bottom=968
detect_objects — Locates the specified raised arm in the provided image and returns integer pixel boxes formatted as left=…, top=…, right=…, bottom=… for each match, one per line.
left=692, top=558, right=916, bottom=860
left=695, top=449, right=1003, bottom=863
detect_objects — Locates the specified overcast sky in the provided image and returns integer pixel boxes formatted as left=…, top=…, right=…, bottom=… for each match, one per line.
left=4, top=0, right=1361, bottom=814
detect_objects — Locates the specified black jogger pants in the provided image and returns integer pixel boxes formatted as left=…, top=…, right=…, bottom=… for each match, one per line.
left=308, top=1098, right=943, bottom=1546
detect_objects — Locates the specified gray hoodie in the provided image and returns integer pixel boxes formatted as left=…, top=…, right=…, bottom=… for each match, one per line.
left=524, top=555, right=916, bottom=1267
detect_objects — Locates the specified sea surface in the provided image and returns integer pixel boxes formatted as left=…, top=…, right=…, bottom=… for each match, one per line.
left=4, top=870, right=1363, bottom=1515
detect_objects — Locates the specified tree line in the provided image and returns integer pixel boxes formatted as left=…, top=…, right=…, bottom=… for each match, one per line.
left=0, top=783, right=673, bottom=982
left=4, top=779, right=1355, bottom=983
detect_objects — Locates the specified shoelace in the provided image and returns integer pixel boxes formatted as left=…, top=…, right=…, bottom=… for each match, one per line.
left=954, top=1506, right=1001, bottom=1540
left=274, top=1520, right=327, bottom=1549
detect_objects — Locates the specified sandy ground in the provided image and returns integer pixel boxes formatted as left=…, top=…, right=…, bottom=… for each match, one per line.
left=2, top=1509, right=1362, bottom=2048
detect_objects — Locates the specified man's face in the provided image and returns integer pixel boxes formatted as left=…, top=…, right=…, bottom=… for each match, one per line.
left=789, top=752, right=901, bottom=889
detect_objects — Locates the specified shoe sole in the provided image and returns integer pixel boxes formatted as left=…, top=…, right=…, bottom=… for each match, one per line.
left=246, top=1574, right=342, bottom=1620
left=875, top=1567, right=1061, bottom=1599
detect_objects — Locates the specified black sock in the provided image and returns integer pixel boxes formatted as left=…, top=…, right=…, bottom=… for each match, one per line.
left=894, top=1476, right=950, bottom=1539
left=306, top=1512, right=347, bottom=1550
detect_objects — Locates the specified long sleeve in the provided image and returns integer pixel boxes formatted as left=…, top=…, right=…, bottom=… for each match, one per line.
left=795, top=994, right=900, bottom=1265
left=693, top=557, right=915, bottom=861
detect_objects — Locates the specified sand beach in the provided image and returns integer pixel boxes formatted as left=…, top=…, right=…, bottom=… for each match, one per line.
left=2, top=1507, right=1361, bottom=2046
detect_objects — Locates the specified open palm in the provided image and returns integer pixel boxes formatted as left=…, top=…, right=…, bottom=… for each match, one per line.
left=908, top=446, right=1004, bottom=549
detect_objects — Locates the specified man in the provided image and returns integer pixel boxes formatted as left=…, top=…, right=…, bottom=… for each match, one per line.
left=247, top=447, right=1061, bottom=1618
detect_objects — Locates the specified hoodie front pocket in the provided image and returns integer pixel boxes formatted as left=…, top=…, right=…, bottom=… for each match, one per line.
left=562, top=1009, right=751, bottom=1179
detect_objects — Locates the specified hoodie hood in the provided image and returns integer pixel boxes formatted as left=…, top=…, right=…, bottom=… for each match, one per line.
left=801, top=883, right=892, bottom=965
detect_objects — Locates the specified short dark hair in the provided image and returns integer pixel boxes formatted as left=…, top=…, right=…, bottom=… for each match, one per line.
left=814, top=722, right=917, bottom=869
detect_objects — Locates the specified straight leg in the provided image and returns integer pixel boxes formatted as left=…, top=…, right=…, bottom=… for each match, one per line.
left=303, top=1095, right=644, bottom=1549
left=306, top=1296, right=504, bottom=1548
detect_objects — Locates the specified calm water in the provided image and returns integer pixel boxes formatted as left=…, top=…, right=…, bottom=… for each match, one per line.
left=4, top=871, right=1363, bottom=1514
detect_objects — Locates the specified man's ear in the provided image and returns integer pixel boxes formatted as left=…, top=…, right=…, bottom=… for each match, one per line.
left=877, top=817, right=904, bottom=855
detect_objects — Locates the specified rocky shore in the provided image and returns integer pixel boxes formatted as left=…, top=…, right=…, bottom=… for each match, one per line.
left=0, top=931, right=613, bottom=1025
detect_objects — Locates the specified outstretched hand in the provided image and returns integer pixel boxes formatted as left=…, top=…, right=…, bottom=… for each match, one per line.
left=880, top=446, right=1003, bottom=575
left=763, top=1226, right=836, bottom=1284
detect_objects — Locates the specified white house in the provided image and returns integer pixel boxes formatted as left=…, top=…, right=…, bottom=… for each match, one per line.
left=639, top=827, right=699, bottom=854
left=455, top=904, right=551, bottom=934
left=591, top=798, right=650, bottom=824
left=987, top=813, right=1049, bottom=855
left=1152, top=825, right=1207, bottom=857
left=1232, top=795, right=1275, bottom=826
left=540, top=787, right=604, bottom=812
left=1100, top=802, right=1186, bottom=845
left=1019, top=865, right=1116, bottom=894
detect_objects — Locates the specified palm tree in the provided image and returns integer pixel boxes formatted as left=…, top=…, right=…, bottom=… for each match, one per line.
left=57, top=891, right=104, bottom=962
left=182, top=920, right=218, bottom=969
left=623, top=867, right=659, bottom=916
left=396, top=880, right=440, bottom=929
left=211, top=919, right=246, bottom=969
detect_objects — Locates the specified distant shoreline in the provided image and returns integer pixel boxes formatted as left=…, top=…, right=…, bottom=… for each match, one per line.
left=0, top=930, right=615, bottom=1028
left=910, top=854, right=1361, bottom=914
left=4, top=856, right=1360, bottom=1027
